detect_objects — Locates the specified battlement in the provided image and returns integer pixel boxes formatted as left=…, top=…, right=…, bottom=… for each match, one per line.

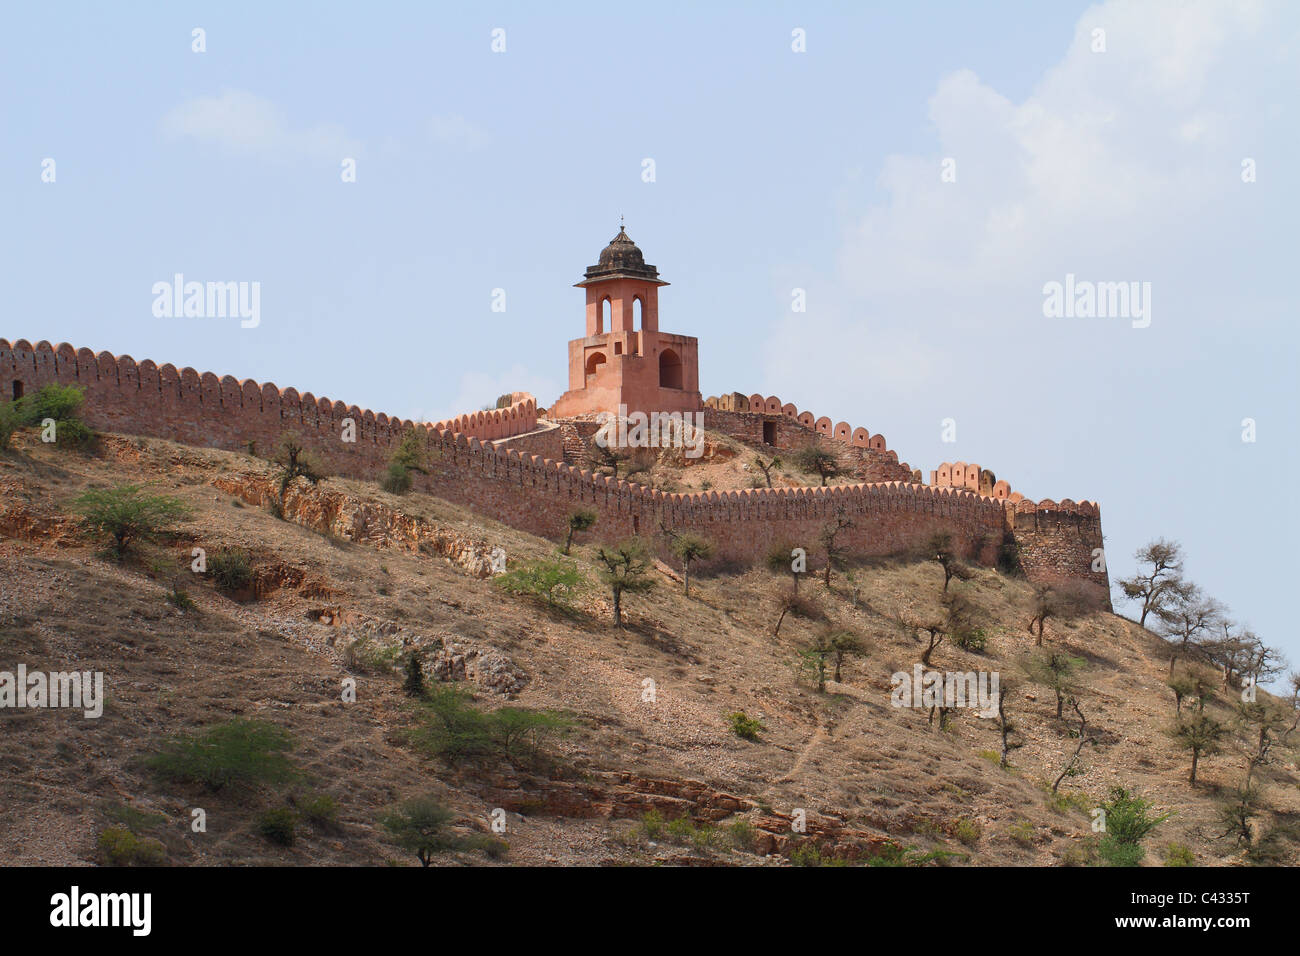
left=1, top=337, right=1109, bottom=604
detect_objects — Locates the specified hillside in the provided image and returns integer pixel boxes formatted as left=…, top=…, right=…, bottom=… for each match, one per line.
left=1, top=428, right=1296, bottom=867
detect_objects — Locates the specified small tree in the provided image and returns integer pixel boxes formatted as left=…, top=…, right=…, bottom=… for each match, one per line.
left=670, top=532, right=714, bottom=596
left=766, top=541, right=804, bottom=595
left=1097, top=787, right=1171, bottom=866
left=392, top=426, right=433, bottom=476
left=797, top=634, right=833, bottom=692
left=1052, top=697, right=1090, bottom=793
left=0, top=399, right=25, bottom=450
left=926, top=532, right=971, bottom=593
left=896, top=614, right=946, bottom=666
left=272, top=431, right=325, bottom=501
left=1022, top=650, right=1086, bottom=719
left=563, top=509, right=597, bottom=555
left=996, top=680, right=1023, bottom=770
left=826, top=629, right=866, bottom=683
left=1157, top=588, right=1223, bottom=675
left=1167, top=670, right=1197, bottom=717
left=1171, top=712, right=1226, bottom=786
left=773, top=593, right=822, bottom=637
left=71, top=485, right=192, bottom=559
left=494, top=560, right=582, bottom=609
left=752, top=454, right=781, bottom=489
left=588, top=435, right=633, bottom=480
left=380, top=795, right=460, bottom=867
left=819, top=514, right=853, bottom=589
left=594, top=538, right=656, bottom=628
left=1117, top=538, right=1192, bottom=628
left=403, top=649, right=427, bottom=699
left=793, top=443, right=839, bottom=486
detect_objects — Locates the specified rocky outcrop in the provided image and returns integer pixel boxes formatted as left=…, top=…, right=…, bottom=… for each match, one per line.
left=213, top=472, right=501, bottom=578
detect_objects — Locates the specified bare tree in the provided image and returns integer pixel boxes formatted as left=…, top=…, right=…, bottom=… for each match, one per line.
left=1052, top=698, right=1090, bottom=793
left=792, top=443, right=840, bottom=486
left=1117, top=538, right=1193, bottom=628
left=1156, top=587, right=1223, bottom=675
left=819, top=513, right=853, bottom=589
left=752, top=454, right=781, bottom=489
left=926, top=531, right=972, bottom=593
left=996, top=681, right=1023, bottom=770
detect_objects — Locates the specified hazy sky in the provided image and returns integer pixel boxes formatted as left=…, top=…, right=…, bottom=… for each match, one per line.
left=3, top=1, right=1296, bottom=666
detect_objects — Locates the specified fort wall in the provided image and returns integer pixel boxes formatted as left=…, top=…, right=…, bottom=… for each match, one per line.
left=1, top=339, right=1109, bottom=604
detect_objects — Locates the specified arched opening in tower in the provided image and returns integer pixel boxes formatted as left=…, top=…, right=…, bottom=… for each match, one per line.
left=585, top=351, right=607, bottom=385
left=633, top=296, right=643, bottom=329
left=599, top=297, right=611, bottom=334
left=659, top=349, right=683, bottom=389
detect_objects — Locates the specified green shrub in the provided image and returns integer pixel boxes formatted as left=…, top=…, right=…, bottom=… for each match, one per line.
left=344, top=636, right=400, bottom=674
left=207, top=549, right=253, bottom=593
left=725, top=711, right=765, bottom=741
left=23, top=383, right=85, bottom=423
left=297, top=792, right=339, bottom=828
left=1009, top=820, right=1036, bottom=845
left=951, top=625, right=988, bottom=651
left=788, top=841, right=846, bottom=866
left=487, top=705, right=573, bottom=766
left=145, top=718, right=298, bottom=792
left=165, top=586, right=196, bottom=612
left=403, top=650, right=427, bottom=698
left=257, top=807, right=298, bottom=846
left=494, top=560, right=582, bottom=608
left=640, top=809, right=665, bottom=840
left=1101, top=787, right=1170, bottom=843
left=1098, top=836, right=1145, bottom=867
left=408, top=684, right=494, bottom=760
left=54, top=417, right=96, bottom=449
left=952, top=817, right=982, bottom=846
left=380, top=462, right=412, bottom=494
left=466, top=833, right=509, bottom=859
left=71, top=485, right=192, bottom=559
left=1163, top=842, right=1195, bottom=867
left=96, top=826, right=166, bottom=866
left=380, top=794, right=459, bottom=866
left=0, top=401, right=21, bottom=450
left=728, top=818, right=757, bottom=851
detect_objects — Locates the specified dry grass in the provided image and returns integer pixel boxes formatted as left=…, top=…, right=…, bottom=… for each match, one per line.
left=1, top=430, right=1296, bottom=866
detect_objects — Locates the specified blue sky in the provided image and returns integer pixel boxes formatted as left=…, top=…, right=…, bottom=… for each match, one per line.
left=2, top=1, right=1297, bottom=668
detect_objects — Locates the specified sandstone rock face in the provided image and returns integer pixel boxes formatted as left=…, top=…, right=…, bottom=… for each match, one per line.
left=212, top=473, right=501, bottom=578
left=336, top=616, right=529, bottom=697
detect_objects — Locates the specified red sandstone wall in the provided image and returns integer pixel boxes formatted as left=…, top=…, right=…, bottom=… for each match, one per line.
left=0, top=339, right=536, bottom=481
left=1, top=338, right=1109, bottom=604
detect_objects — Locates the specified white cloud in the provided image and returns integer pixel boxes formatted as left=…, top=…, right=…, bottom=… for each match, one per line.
left=162, top=89, right=360, bottom=163
left=765, top=0, right=1295, bottom=395
left=429, top=113, right=490, bottom=151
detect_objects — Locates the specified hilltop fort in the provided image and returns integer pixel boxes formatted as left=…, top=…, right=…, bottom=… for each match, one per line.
left=0, top=227, right=1108, bottom=603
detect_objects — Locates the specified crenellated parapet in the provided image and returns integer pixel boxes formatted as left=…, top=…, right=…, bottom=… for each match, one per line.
left=1, top=338, right=1108, bottom=603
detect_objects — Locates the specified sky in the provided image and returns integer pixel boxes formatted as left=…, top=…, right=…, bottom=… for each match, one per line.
left=2, top=1, right=1297, bottom=667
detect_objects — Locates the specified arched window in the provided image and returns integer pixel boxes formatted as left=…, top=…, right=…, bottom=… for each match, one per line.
left=585, top=351, right=607, bottom=385
left=633, top=296, right=644, bottom=329
left=659, top=348, right=683, bottom=389
left=600, top=297, right=612, bottom=333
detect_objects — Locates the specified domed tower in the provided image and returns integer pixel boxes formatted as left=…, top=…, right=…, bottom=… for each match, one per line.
left=550, top=225, right=702, bottom=418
